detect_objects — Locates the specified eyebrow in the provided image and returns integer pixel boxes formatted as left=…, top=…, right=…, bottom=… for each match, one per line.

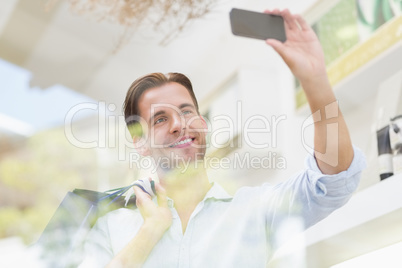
left=179, top=103, right=195, bottom=110
left=149, top=103, right=195, bottom=123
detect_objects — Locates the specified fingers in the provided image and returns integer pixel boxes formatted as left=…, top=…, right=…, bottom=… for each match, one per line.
left=264, top=9, right=280, bottom=15
left=265, top=38, right=286, bottom=58
left=280, top=9, right=299, bottom=31
left=133, top=180, right=169, bottom=210
left=133, top=185, right=153, bottom=211
left=265, top=8, right=309, bottom=32
left=295, top=14, right=311, bottom=31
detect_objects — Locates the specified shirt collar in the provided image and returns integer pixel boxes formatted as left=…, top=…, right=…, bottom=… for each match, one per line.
left=203, top=182, right=233, bottom=201
left=166, top=182, right=232, bottom=208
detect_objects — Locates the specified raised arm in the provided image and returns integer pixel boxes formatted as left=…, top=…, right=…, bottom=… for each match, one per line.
left=107, top=183, right=172, bottom=268
left=265, top=9, right=354, bottom=174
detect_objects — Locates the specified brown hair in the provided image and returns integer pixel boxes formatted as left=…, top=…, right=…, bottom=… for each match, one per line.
left=123, top=72, right=199, bottom=127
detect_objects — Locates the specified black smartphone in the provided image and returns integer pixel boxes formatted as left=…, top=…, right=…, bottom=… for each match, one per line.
left=229, top=8, right=286, bottom=42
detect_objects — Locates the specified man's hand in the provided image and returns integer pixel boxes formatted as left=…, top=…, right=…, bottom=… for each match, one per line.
left=264, top=9, right=354, bottom=174
left=107, top=180, right=172, bottom=268
left=133, top=180, right=172, bottom=233
left=265, top=9, right=327, bottom=87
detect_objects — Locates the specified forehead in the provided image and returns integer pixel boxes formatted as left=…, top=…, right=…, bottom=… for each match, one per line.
left=138, top=82, right=195, bottom=119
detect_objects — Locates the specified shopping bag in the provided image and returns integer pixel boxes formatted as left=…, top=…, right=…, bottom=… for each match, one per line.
left=31, top=183, right=140, bottom=268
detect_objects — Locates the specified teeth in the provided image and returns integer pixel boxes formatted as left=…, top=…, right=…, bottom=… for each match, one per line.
left=171, top=138, right=192, bottom=147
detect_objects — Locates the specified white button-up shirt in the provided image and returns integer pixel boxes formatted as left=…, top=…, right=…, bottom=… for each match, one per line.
left=80, top=147, right=366, bottom=267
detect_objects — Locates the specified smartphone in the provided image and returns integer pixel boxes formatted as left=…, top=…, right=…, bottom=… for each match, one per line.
left=229, top=8, right=286, bottom=42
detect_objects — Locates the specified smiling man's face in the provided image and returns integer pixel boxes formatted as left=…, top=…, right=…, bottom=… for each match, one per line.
left=136, top=82, right=207, bottom=168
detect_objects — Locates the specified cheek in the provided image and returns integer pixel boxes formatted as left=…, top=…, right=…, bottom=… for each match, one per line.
left=187, top=116, right=206, bottom=130
left=152, top=127, right=173, bottom=144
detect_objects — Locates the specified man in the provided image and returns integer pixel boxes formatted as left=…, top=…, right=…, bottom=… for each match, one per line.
left=80, top=9, right=366, bottom=267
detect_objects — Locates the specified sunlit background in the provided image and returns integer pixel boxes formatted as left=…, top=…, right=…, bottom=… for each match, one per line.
left=0, top=0, right=401, bottom=267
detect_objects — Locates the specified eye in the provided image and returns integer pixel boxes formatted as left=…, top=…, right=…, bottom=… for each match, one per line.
left=182, top=110, right=193, bottom=116
left=154, top=117, right=166, bottom=125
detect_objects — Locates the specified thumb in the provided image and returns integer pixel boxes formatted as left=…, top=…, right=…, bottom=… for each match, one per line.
left=266, top=38, right=286, bottom=58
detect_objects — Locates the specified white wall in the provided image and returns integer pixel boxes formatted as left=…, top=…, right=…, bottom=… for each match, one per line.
left=206, top=47, right=402, bottom=194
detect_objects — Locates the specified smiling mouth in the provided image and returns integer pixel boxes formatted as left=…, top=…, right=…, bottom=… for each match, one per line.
left=169, top=138, right=195, bottom=148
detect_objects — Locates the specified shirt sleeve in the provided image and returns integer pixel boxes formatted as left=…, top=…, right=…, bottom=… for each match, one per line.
left=301, top=145, right=366, bottom=226
left=261, top=145, right=366, bottom=246
left=78, top=215, right=114, bottom=268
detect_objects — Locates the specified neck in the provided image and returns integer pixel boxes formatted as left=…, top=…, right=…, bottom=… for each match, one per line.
left=157, top=160, right=211, bottom=211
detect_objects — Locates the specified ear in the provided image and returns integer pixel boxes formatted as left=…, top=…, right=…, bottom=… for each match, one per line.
left=199, top=115, right=208, bottom=130
left=133, top=137, right=150, bottom=156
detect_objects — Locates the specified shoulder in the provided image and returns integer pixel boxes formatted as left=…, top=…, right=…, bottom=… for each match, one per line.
left=229, top=183, right=275, bottom=204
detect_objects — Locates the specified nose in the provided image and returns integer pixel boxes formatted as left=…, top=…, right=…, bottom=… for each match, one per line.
left=169, top=113, right=184, bottom=134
